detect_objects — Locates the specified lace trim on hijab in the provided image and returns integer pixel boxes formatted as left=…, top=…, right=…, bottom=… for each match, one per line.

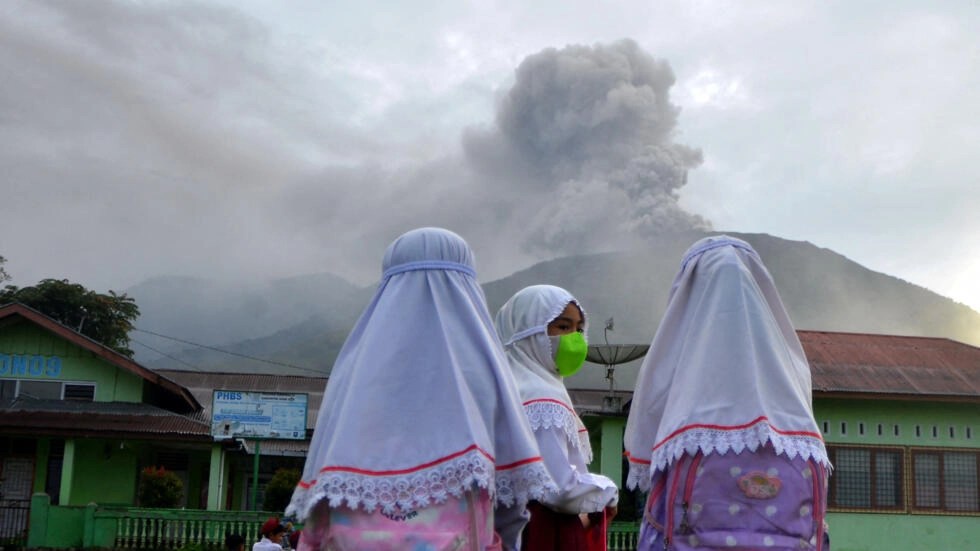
left=524, top=400, right=593, bottom=464
left=285, top=447, right=556, bottom=520
left=625, top=422, right=832, bottom=492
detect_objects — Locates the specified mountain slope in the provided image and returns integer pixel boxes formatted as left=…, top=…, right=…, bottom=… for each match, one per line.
left=133, top=232, right=980, bottom=382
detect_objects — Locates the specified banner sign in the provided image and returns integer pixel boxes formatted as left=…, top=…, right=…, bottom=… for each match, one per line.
left=211, top=390, right=308, bottom=440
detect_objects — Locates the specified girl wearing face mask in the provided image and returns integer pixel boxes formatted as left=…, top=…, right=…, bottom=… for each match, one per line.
left=495, top=285, right=619, bottom=551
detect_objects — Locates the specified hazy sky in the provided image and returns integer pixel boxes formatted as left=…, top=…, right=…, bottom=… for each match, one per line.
left=2, top=0, right=978, bottom=312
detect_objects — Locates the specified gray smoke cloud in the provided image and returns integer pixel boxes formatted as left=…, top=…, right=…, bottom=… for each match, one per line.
left=270, top=39, right=710, bottom=280
left=464, top=39, right=709, bottom=254
left=1, top=1, right=708, bottom=289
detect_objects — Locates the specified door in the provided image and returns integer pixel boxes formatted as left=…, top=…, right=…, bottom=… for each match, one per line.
left=0, top=456, right=34, bottom=540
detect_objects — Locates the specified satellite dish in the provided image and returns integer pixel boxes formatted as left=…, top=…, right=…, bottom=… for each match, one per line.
left=586, top=344, right=650, bottom=413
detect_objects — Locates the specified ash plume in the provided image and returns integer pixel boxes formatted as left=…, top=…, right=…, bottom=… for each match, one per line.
left=464, top=39, right=709, bottom=254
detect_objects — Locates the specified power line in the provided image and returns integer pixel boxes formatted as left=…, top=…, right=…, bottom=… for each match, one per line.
left=130, top=337, right=204, bottom=372
left=132, top=327, right=325, bottom=375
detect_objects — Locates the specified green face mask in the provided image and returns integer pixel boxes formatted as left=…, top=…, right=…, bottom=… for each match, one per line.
left=551, top=332, right=588, bottom=377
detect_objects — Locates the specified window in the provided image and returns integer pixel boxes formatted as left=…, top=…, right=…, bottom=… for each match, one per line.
left=822, top=421, right=829, bottom=434
left=3, top=379, right=96, bottom=401
left=17, top=380, right=62, bottom=399
left=859, top=422, right=865, bottom=436
left=0, top=379, right=15, bottom=399
left=828, top=446, right=904, bottom=510
left=841, top=422, right=847, bottom=435
left=912, top=450, right=980, bottom=513
left=63, top=383, right=95, bottom=401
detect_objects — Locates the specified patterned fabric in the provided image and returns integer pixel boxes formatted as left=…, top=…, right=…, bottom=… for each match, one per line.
left=296, top=491, right=502, bottom=551
left=524, top=399, right=593, bottom=463
left=637, top=445, right=829, bottom=551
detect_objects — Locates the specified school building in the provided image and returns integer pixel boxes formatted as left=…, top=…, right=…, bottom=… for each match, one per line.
left=1, top=301, right=978, bottom=549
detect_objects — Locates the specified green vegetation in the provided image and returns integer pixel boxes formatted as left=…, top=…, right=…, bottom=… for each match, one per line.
left=138, top=466, right=184, bottom=508
left=1, top=278, right=139, bottom=356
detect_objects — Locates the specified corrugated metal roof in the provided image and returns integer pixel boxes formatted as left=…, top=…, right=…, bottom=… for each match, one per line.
left=158, top=370, right=326, bottom=429
left=0, top=397, right=211, bottom=439
left=239, top=439, right=309, bottom=457
left=799, top=330, right=980, bottom=398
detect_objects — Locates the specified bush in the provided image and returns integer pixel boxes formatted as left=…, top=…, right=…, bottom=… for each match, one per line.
left=138, top=465, right=184, bottom=508
left=263, top=468, right=301, bottom=512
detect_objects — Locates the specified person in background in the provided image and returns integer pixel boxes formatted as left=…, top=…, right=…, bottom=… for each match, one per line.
left=495, top=285, right=618, bottom=550
left=252, top=517, right=287, bottom=551
left=224, top=533, right=245, bottom=551
left=624, top=235, right=831, bottom=551
left=286, top=227, right=555, bottom=551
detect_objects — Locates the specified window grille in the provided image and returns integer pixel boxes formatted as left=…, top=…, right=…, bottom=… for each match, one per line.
left=911, top=449, right=980, bottom=513
left=827, top=445, right=904, bottom=511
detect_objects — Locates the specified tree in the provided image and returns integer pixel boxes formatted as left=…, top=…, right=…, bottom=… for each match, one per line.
left=263, top=467, right=301, bottom=512
left=0, top=279, right=140, bottom=357
left=0, top=255, right=10, bottom=283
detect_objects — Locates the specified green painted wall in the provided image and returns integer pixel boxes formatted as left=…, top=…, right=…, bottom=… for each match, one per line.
left=0, top=320, right=144, bottom=402
left=814, top=398, right=978, bottom=448
left=827, top=512, right=976, bottom=551
left=66, top=439, right=138, bottom=505
left=35, top=499, right=85, bottom=548
left=813, top=398, right=980, bottom=550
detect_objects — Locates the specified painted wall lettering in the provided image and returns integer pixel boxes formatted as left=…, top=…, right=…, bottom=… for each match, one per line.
left=0, top=354, right=64, bottom=378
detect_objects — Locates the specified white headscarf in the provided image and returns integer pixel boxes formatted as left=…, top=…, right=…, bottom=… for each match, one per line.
left=495, top=285, right=593, bottom=463
left=624, top=235, right=830, bottom=491
left=287, top=228, right=554, bottom=519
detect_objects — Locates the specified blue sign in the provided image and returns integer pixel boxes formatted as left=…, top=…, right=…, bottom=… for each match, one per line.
left=211, top=390, right=308, bottom=440
left=0, top=354, right=62, bottom=378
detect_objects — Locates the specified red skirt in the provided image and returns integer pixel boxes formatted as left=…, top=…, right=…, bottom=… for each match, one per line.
left=522, top=501, right=606, bottom=551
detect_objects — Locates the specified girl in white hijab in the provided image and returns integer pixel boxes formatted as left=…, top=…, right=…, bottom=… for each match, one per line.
left=287, top=228, right=555, bottom=551
left=495, top=285, right=618, bottom=551
left=624, top=236, right=831, bottom=551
